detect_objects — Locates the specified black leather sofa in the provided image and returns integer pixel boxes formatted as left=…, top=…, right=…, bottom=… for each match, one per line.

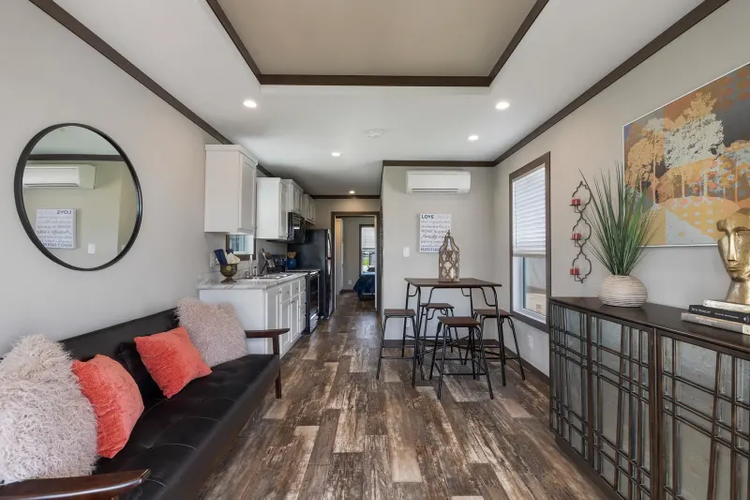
left=0, top=308, right=284, bottom=500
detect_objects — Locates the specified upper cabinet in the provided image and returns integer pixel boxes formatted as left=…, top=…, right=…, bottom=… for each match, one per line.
left=301, top=194, right=316, bottom=224
left=282, top=179, right=303, bottom=214
left=204, top=145, right=257, bottom=233
left=256, top=177, right=289, bottom=240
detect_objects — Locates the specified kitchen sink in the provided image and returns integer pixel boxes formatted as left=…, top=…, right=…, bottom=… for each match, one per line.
left=238, top=274, right=292, bottom=281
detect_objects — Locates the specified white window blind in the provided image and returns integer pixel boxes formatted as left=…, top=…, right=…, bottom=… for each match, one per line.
left=512, top=166, right=546, bottom=256
left=361, top=226, right=376, bottom=248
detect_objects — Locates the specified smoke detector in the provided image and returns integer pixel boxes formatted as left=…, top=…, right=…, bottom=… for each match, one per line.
left=366, top=129, right=384, bottom=139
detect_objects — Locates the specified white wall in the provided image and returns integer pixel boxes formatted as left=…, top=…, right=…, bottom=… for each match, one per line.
left=0, top=1, right=214, bottom=353
left=382, top=167, right=495, bottom=340
left=494, top=0, right=747, bottom=375
left=311, top=198, right=381, bottom=230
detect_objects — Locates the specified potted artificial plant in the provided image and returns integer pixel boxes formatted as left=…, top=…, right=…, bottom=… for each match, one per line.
left=583, top=163, right=655, bottom=308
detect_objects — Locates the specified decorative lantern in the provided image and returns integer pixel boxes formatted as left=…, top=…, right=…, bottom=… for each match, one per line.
left=438, top=231, right=460, bottom=282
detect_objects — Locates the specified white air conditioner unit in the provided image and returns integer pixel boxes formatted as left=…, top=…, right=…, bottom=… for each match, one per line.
left=22, top=164, right=96, bottom=189
left=406, top=170, right=471, bottom=194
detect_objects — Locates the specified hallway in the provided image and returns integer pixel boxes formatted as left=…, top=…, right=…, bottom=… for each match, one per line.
left=198, top=293, right=602, bottom=499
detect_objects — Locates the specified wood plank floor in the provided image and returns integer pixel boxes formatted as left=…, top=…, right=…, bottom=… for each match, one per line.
left=198, top=293, right=603, bottom=500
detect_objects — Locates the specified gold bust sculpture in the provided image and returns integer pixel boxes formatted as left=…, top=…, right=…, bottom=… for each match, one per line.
left=717, top=208, right=750, bottom=305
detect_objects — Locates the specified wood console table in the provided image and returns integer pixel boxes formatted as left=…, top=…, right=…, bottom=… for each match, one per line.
left=549, top=297, right=750, bottom=500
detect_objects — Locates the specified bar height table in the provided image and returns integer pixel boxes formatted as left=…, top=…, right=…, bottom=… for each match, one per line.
left=402, top=278, right=506, bottom=386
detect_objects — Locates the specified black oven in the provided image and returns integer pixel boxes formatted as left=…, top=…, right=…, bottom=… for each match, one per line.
left=307, top=271, right=320, bottom=333
left=287, top=212, right=306, bottom=243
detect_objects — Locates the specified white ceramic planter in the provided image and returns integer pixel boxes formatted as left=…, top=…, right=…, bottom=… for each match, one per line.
left=598, top=275, right=648, bottom=308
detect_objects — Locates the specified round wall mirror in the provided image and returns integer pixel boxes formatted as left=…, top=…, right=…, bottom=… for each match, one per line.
left=14, top=124, right=142, bottom=271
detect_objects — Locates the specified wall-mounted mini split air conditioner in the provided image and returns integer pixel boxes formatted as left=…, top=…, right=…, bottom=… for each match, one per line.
left=22, top=164, right=96, bottom=189
left=406, top=170, right=471, bottom=194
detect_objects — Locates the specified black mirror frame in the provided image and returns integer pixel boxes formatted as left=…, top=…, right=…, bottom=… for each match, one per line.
left=14, top=123, right=143, bottom=272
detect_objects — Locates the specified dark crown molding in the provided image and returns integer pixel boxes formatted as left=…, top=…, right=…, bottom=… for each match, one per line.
left=28, top=0, right=232, bottom=146
left=312, top=195, right=380, bottom=200
left=493, top=0, right=730, bottom=164
left=382, top=160, right=496, bottom=168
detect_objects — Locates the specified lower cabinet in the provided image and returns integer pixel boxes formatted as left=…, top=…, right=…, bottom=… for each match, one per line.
left=550, top=298, right=750, bottom=500
left=198, top=276, right=307, bottom=359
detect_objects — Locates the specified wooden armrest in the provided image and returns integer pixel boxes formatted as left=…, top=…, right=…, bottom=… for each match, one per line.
left=245, top=328, right=290, bottom=339
left=0, top=469, right=149, bottom=500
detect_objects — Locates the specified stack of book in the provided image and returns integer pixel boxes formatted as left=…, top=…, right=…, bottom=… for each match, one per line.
left=681, top=300, right=750, bottom=335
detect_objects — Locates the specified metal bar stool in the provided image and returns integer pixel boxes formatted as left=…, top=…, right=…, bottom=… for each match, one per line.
left=472, top=308, right=526, bottom=386
left=376, top=309, right=421, bottom=380
left=429, top=316, right=493, bottom=400
left=418, top=302, right=456, bottom=353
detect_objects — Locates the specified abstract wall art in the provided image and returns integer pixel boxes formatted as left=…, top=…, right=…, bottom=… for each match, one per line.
left=624, top=62, right=750, bottom=246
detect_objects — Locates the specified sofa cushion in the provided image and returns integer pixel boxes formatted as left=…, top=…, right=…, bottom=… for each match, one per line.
left=135, top=327, right=212, bottom=399
left=0, top=336, right=97, bottom=483
left=94, top=354, right=279, bottom=499
left=72, top=355, right=145, bottom=458
left=177, top=299, right=248, bottom=367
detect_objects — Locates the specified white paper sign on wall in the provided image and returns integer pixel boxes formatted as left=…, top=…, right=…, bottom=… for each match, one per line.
left=35, top=208, right=77, bottom=249
left=419, top=213, right=451, bottom=253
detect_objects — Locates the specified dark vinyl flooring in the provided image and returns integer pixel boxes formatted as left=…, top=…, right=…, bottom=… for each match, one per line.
left=198, top=293, right=602, bottom=500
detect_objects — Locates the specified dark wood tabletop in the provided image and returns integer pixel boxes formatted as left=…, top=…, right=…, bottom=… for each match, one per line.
left=404, top=278, right=502, bottom=288
left=551, top=296, right=750, bottom=356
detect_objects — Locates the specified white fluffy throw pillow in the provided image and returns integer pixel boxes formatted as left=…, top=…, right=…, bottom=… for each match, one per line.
left=0, top=335, right=97, bottom=484
left=177, top=298, right=248, bottom=367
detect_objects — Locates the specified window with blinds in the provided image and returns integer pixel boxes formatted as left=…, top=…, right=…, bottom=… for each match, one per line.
left=511, top=162, right=547, bottom=323
left=361, top=226, right=376, bottom=274
left=512, top=167, right=546, bottom=257
left=360, top=226, right=376, bottom=249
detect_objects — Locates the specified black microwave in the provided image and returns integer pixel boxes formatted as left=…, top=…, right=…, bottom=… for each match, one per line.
left=288, top=212, right=306, bottom=243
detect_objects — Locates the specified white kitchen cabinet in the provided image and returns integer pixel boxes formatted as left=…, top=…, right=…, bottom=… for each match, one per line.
left=198, top=275, right=308, bottom=359
left=301, top=194, right=316, bottom=224
left=256, top=177, right=289, bottom=240
left=282, top=179, right=303, bottom=214
left=204, top=145, right=257, bottom=233
left=301, top=194, right=310, bottom=222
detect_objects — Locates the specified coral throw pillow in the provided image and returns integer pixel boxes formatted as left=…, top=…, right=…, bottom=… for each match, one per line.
left=72, top=355, right=144, bottom=458
left=134, top=327, right=211, bottom=398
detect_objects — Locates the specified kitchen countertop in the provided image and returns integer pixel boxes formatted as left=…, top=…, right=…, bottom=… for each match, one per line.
left=197, top=271, right=306, bottom=291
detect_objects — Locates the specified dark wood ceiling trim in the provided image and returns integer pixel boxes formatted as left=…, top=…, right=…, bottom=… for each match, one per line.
left=382, top=160, right=496, bottom=167
left=493, top=0, right=729, bottom=164
left=488, top=0, right=548, bottom=81
left=260, top=74, right=489, bottom=87
left=28, top=0, right=231, bottom=146
left=204, top=0, right=262, bottom=80
left=312, top=195, right=380, bottom=200
left=256, top=164, right=273, bottom=177
left=28, top=154, right=124, bottom=162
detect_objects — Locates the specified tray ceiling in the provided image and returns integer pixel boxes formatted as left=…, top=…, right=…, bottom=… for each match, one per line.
left=216, top=0, right=537, bottom=76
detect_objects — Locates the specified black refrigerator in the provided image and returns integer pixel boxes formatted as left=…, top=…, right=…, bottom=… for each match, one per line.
left=289, top=229, right=333, bottom=318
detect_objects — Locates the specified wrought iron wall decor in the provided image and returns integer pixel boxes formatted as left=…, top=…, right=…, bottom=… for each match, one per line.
left=570, top=181, right=592, bottom=283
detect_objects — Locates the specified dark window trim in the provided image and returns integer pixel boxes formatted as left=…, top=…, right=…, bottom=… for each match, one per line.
left=509, top=152, right=551, bottom=333
left=358, top=224, right=375, bottom=277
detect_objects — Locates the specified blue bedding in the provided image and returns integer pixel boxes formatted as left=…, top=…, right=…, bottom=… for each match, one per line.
left=353, top=272, right=375, bottom=300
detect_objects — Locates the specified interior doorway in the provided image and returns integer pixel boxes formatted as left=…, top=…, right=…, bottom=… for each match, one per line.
left=331, top=211, right=382, bottom=314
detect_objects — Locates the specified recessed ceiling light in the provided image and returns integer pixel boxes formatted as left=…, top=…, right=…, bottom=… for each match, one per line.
left=366, top=129, right=384, bottom=139
left=495, top=101, right=510, bottom=110
left=243, top=99, right=257, bottom=108
left=331, top=151, right=341, bottom=157
left=468, top=135, right=479, bottom=142
left=349, top=190, right=356, bottom=194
